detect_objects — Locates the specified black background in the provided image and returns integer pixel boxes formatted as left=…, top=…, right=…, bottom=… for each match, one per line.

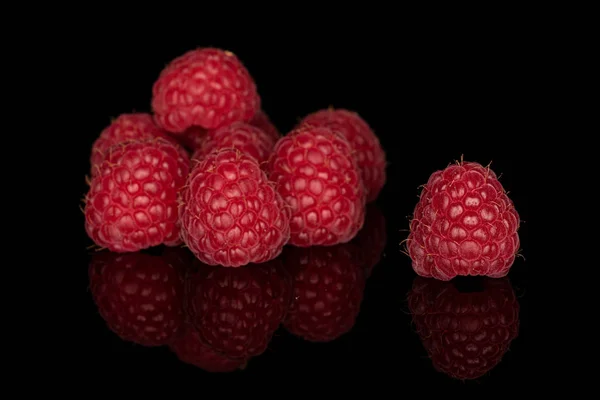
left=72, top=31, right=532, bottom=393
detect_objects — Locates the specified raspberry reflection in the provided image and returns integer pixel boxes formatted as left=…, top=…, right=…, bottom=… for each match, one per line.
left=407, top=276, right=520, bottom=380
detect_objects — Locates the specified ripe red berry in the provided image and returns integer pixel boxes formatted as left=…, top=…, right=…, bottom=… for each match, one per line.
left=177, top=111, right=278, bottom=154
left=299, top=108, right=386, bottom=203
left=179, top=149, right=290, bottom=267
left=185, top=258, right=291, bottom=359
left=151, top=48, right=260, bottom=133
left=88, top=250, right=186, bottom=346
left=266, top=126, right=366, bottom=246
left=169, top=322, right=247, bottom=372
left=406, top=161, right=521, bottom=280
left=249, top=109, right=280, bottom=143
left=282, top=245, right=365, bottom=342
left=90, top=113, right=175, bottom=175
left=192, top=121, right=276, bottom=165
left=84, top=138, right=190, bottom=252
left=407, top=276, right=520, bottom=380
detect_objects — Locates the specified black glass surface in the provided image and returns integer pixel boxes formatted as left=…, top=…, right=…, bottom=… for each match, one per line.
left=75, top=37, right=530, bottom=391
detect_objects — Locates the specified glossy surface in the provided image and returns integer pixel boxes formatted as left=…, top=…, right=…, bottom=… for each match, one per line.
left=82, top=203, right=529, bottom=384
left=76, top=38, right=531, bottom=392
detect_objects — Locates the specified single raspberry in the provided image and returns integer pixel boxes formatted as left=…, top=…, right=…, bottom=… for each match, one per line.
left=84, top=138, right=190, bottom=252
left=177, top=112, right=277, bottom=154
left=151, top=48, right=260, bottom=133
left=406, top=161, right=521, bottom=280
left=249, top=109, right=280, bottom=143
left=177, top=126, right=208, bottom=153
left=90, top=113, right=175, bottom=175
left=282, top=244, right=365, bottom=342
left=169, top=322, right=247, bottom=372
left=350, top=204, right=387, bottom=278
left=185, top=258, right=291, bottom=359
left=407, top=276, right=520, bottom=380
left=191, top=121, right=276, bottom=165
left=299, top=108, right=386, bottom=202
left=88, top=249, right=186, bottom=346
left=266, top=126, right=366, bottom=246
left=179, top=149, right=290, bottom=267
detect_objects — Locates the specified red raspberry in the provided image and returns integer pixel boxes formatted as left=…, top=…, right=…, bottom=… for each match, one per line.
left=266, top=126, right=366, bottom=246
left=88, top=250, right=186, bottom=346
left=177, top=111, right=277, bottom=154
left=179, top=149, right=290, bottom=267
left=282, top=244, right=365, bottom=342
left=90, top=113, right=175, bottom=175
left=169, top=322, right=247, bottom=372
left=249, top=109, right=280, bottom=143
left=84, top=138, right=190, bottom=252
left=407, top=276, right=519, bottom=380
left=185, top=258, right=291, bottom=359
left=151, top=48, right=260, bottom=133
left=191, top=121, right=276, bottom=165
left=350, top=204, right=387, bottom=278
left=299, top=108, right=386, bottom=202
left=406, top=161, right=521, bottom=280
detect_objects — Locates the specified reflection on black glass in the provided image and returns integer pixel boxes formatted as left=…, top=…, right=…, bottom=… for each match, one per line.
left=407, top=276, right=519, bottom=380
left=179, top=256, right=291, bottom=369
left=89, top=205, right=386, bottom=372
left=88, top=247, right=189, bottom=347
left=350, top=203, right=386, bottom=278
left=281, top=242, right=366, bottom=342
left=169, top=321, right=248, bottom=372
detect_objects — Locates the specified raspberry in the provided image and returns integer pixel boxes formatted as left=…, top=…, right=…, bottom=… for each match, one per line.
left=179, top=149, right=290, bottom=267
left=84, top=138, right=190, bottom=252
left=407, top=276, right=519, bottom=380
left=169, top=322, right=247, bottom=372
left=185, top=258, right=291, bottom=359
left=177, top=111, right=277, bottom=154
left=282, top=244, right=365, bottom=342
left=266, top=126, right=366, bottom=246
left=299, top=108, right=386, bottom=202
left=406, top=161, right=520, bottom=280
left=88, top=249, right=186, bottom=346
left=350, top=204, right=387, bottom=278
left=249, top=109, right=280, bottom=143
left=151, top=48, right=260, bottom=133
left=191, top=121, right=276, bottom=165
left=90, top=113, right=175, bottom=175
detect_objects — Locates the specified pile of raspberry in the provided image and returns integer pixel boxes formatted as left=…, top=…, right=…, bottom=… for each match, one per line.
left=83, top=46, right=521, bottom=278
left=83, top=47, right=387, bottom=267
left=83, top=46, right=522, bottom=373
